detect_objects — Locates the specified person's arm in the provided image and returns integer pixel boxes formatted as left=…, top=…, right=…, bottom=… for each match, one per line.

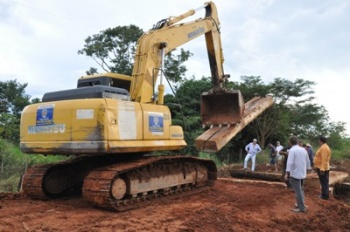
left=306, top=151, right=311, bottom=171
left=320, top=147, right=329, bottom=171
left=257, top=145, right=261, bottom=153
left=245, top=144, right=249, bottom=152
left=284, top=150, right=293, bottom=180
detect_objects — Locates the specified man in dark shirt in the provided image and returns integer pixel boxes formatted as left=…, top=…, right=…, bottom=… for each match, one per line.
left=266, top=143, right=278, bottom=172
left=279, top=146, right=291, bottom=188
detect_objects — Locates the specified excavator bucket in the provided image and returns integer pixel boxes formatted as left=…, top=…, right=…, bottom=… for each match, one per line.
left=196, top=96, right=274, bottom=152
left=201, top=90, right=244, bottom=126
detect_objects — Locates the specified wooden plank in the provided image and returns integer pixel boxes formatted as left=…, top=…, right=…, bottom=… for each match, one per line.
left=229, top=169, right=282, bottom=182
left=195, top=127, right=221, bottom=151
left=195, top=96, right=273, bottom=152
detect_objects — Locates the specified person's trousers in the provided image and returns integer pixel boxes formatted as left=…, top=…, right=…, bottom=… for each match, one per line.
left=289, top=177, right=306, bottom=211
left=244, top=153, right=257, bottom=171
left=316, top=168, right=330, bottom=199
left=281, top=169, right=291, bottom=188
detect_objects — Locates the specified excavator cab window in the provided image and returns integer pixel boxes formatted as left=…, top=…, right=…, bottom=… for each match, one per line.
left=77, top=76, right=131, bottom=92
left=77, top=77, right=107, bottom=88
left=109, top=78, right=131, bottom=92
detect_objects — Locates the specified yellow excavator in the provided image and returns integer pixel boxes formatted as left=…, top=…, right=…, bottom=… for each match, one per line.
left=20, top=1, right=273, bottom=211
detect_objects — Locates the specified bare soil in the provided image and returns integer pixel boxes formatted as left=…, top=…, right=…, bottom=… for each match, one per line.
left=0, top=161, right=349, bottom=232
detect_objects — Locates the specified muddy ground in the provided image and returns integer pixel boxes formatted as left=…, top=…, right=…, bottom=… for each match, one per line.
left=0, top=161, right=349, bottom=232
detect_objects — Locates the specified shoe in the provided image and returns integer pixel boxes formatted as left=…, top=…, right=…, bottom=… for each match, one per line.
left=318, top=195, right=329, bottom=200
left=294, top=203, right=308, bottom=208
left=291, top=208, right=306, bottom=213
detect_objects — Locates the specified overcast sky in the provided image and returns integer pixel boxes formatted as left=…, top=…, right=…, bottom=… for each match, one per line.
left=1, top=0, right=349, bottom=134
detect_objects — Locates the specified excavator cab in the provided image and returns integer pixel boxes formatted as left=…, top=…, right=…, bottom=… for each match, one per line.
left=201, top=90, right=244, bottom=126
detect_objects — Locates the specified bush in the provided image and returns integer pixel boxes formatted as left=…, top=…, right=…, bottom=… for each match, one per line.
left=331, top=149, right=350, bottom=162
left=199, top=152, right=226, bottom=167
left=0, top=138, right=66, bottom=192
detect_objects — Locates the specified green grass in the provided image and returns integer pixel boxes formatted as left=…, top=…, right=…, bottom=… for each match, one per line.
left=0, top=138, right=67, bottom=192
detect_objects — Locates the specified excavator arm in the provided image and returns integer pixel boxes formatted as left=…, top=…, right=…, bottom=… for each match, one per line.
left=129, top=1, right=227, bottom=103
left=129, top=1, right=273, bottom=152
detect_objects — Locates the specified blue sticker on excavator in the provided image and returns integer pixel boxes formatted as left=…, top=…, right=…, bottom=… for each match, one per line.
left=149, top=115, right=163, bottom=132
left=36, top=106, right=54, bottom=126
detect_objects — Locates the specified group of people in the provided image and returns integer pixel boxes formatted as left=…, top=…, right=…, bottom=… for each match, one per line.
left=243, top=135, right=332, bottom=213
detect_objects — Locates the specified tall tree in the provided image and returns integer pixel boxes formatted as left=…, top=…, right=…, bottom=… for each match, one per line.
left=237, top=76, right=332, bottom=147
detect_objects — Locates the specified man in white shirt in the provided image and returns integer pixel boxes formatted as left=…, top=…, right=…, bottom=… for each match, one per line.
left=243, top=139, right=262, bottom=171
left=284, top=136, right=311, bottom=213
left=275, top=141, right=284, bottom=162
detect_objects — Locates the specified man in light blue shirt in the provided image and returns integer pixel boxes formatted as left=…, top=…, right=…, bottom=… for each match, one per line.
left=243, top=138, right=261, bottom=171
left=284, top=136, right=311, bottom=213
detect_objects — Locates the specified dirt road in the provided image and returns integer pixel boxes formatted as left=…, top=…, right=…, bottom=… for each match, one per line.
left=1, top=176, right=349, bottom=232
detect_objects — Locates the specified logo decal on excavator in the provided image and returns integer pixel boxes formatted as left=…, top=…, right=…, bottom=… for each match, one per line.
left=149, top=113, right=163, bottom=134
left=36, top=104, right=54, bottom=126
left=28, top=124, right=65, bottom=134
left=187, top=27, right=205, bottom=39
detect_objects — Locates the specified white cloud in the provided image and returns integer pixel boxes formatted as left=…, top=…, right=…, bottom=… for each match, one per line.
left=0, top=0, right=349, bottom=134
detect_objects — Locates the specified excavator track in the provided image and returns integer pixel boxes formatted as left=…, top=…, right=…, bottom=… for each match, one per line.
left=22, top=155, right=217, bottom=211
left=22, top=155, right=122, bottom=199
left=22, top=164, right=53, bottom=199
left=83, top=156, right=217, bottom=211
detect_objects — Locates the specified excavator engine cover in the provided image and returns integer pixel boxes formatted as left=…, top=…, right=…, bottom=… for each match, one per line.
left=201, top=90, right=244, bottom=126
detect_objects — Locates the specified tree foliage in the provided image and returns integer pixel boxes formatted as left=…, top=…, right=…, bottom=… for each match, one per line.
left=78, top=25, right=192, bottom=82
left=165, top=78, right=212, bottom=155
left=0, top=80, right=32, bottom=143
left=78, top=25, right=143, bottom=75
left=0, top=80, right=30, bottom=115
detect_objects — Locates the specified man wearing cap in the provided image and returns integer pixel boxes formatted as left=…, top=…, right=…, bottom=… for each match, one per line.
left=243, top=139, right=262, bottom=171
left=314, top=135, right=331, bottom=200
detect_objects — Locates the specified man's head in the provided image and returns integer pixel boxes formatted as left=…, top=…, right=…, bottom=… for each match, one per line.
left=319, top=135, right=327, bottom=144
left=276, top=141, right=280, bottom=146
left=153, top=116, right=159, bottom=125
left=253, top=139, right=257, bottom=144
left=289, top=136, right=298, bottom=146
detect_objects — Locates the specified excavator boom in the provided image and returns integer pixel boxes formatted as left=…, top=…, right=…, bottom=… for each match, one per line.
left=128, top=1, right=249, bottom=145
